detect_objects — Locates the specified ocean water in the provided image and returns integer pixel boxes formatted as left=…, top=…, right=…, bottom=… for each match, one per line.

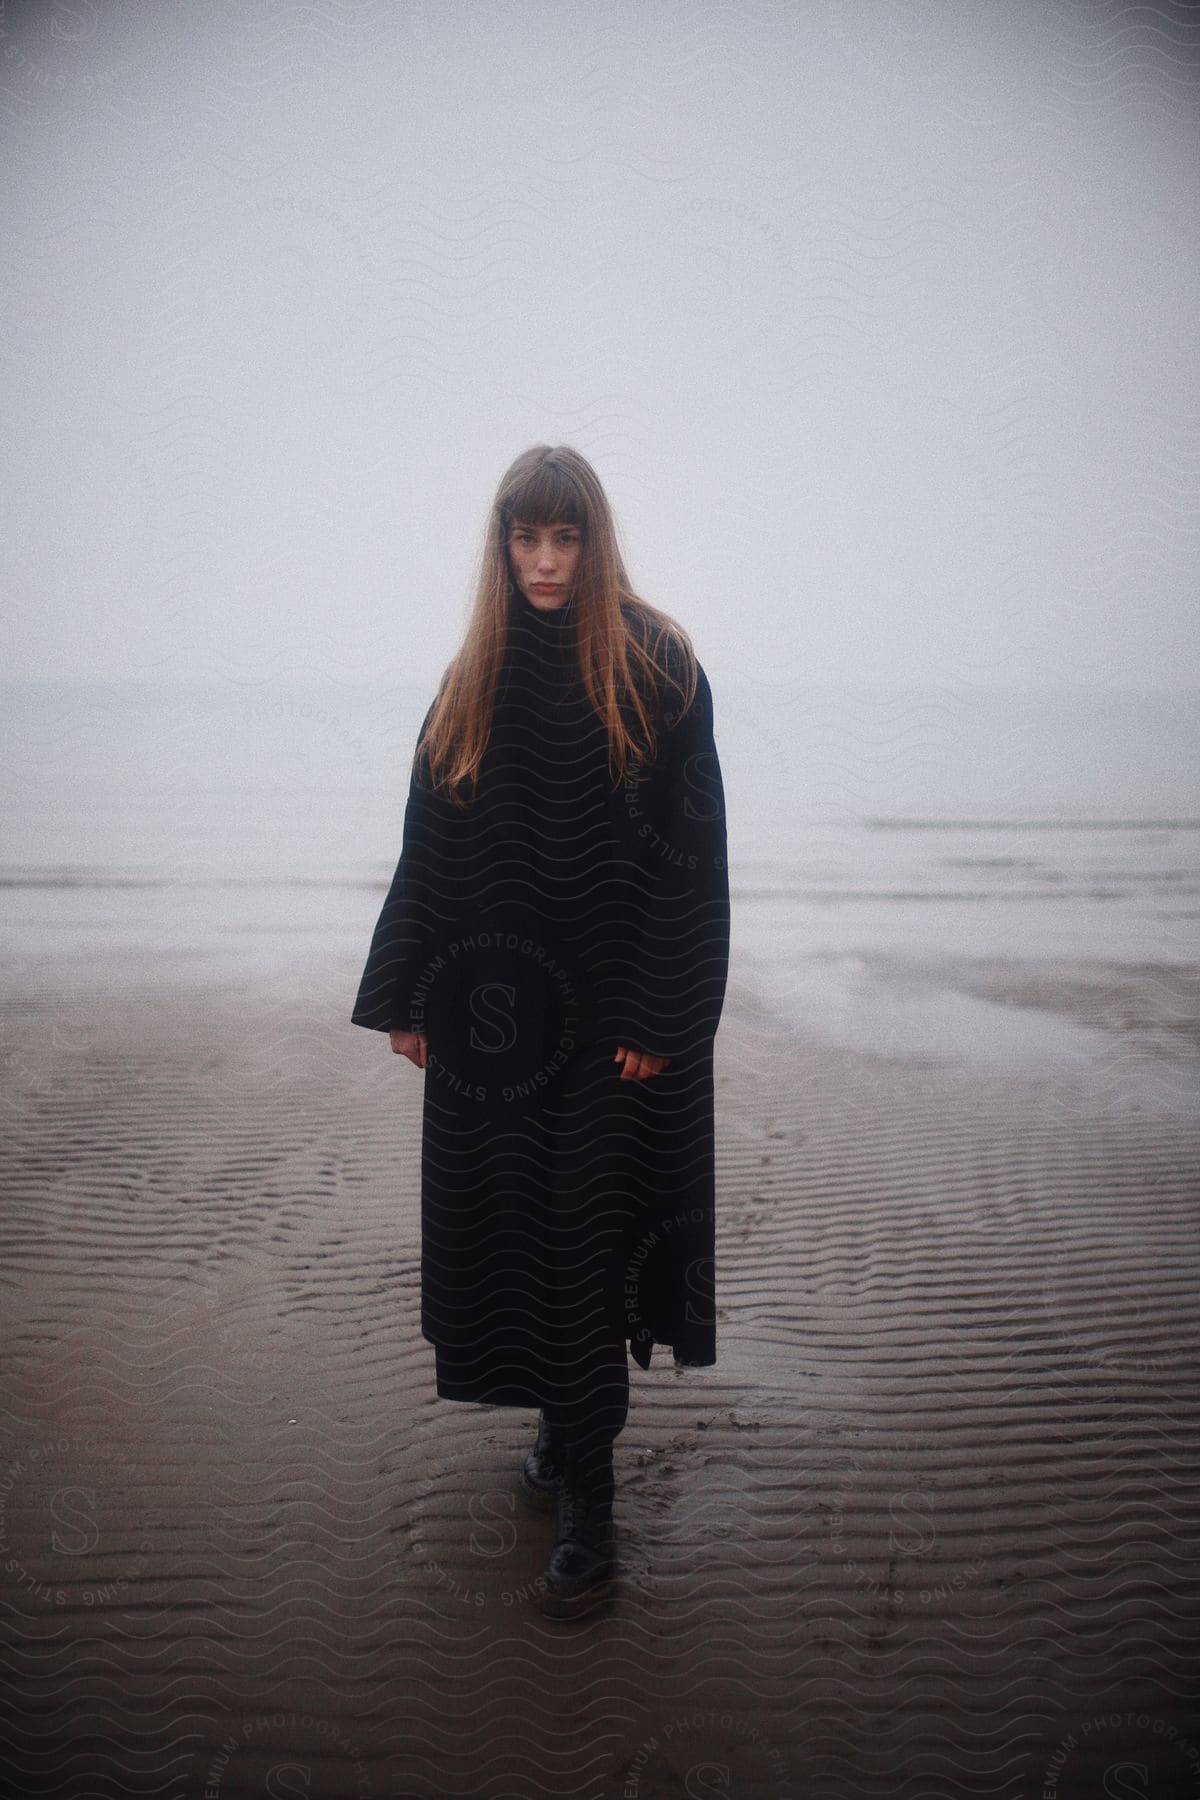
left=2, top=682, right=1198, bottom=1078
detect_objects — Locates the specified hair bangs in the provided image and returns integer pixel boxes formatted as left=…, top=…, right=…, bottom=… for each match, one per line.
left=498, top=457, right=585, bottom=531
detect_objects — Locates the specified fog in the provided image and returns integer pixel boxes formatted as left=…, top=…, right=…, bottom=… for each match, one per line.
left=3, top=0, right=1197, bottom=693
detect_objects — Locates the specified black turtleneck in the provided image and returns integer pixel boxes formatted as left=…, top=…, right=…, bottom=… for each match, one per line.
left=507, top=585, right=577, bottom=639
left=503, top=587, right=581, bottom=701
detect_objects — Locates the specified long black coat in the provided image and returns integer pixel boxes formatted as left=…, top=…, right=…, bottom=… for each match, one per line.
left=351, top=587, right=730, bottom=1437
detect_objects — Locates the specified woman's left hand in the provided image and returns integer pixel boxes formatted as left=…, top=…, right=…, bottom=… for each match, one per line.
left=614, top=1044, right=671, bottom=1081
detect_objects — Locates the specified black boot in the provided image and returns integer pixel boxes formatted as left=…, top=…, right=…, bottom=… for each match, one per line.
left=518, top=1410, right=569, bottom=1512
left=540, top=1430, right=617, bottom=1618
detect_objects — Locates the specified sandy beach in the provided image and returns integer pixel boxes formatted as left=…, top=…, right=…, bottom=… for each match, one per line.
left=6, top=0, right=1200, bottom=1773
left=2, top=939, right=1198, bottom=1800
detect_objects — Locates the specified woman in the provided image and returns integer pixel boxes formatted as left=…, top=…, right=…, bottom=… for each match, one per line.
left=352, top=445, right=730, bottom=1618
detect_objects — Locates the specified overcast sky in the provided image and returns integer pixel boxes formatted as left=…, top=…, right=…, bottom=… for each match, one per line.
left=3, top=0, right=1198, bottom=692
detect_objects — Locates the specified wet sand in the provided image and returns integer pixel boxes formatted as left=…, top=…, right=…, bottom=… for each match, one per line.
left=2, top=949, right=1198, bottom=1799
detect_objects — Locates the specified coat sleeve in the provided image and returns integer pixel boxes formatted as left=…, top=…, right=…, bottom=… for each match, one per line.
left=611, top=660, right=731, bottom=1060
left=351, top=705, right=442, bottom=1035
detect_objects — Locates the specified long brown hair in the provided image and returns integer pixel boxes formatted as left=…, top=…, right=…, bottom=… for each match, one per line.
left=416, top=445, right=699, bottom=806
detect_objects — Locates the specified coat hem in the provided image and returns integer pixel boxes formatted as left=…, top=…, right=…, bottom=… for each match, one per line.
left=424, top=1327, right=715, bottom=1388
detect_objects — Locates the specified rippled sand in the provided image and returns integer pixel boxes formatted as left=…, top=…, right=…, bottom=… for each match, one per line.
left=1, top=950, right=1198, bottom=1799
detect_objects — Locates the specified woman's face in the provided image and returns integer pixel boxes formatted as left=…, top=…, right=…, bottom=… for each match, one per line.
left=507, top=519, right=583, bottom=611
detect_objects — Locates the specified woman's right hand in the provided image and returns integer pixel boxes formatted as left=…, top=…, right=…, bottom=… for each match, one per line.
left=388, top=1030, right=427, bottom=1068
